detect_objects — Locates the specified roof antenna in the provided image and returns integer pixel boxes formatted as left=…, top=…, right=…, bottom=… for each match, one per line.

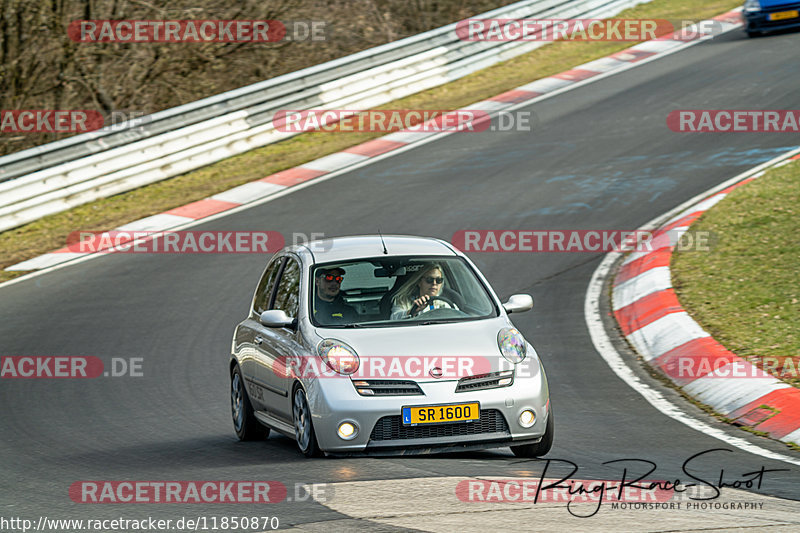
left=378, top=230, right=388, bottom=255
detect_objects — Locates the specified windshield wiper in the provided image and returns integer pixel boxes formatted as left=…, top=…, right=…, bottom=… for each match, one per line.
left=328, top=321, right=416, bottom=328
left=419, top=318, right=468, bottom=325
left=338, top=322, right=393, bottom=328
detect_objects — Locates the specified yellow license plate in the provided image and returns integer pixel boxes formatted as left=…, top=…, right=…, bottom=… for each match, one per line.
left=769, top=10, right=799, bottom=21
left=402, top=403, right=480, bottom=425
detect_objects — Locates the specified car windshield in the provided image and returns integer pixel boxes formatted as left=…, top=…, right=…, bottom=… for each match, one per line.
left=309, top=256, right=498, bottom=327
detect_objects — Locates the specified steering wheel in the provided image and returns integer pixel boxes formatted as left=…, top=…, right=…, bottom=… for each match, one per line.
left=411, top=295, right=457, bottom=317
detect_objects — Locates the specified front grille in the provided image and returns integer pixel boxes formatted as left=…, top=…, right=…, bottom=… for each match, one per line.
left=758, top=12, right=800, bottom=27
left=352, top=379, right=423, bottom=396
left=369, top=409, right=509, bottom=441
left=762, top=3, right=800, bottom=12
left=751, top=4, right=800, bottom=26
left=456, top=371, right=514, bottom=392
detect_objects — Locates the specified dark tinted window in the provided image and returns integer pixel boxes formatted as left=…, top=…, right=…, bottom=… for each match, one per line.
left=253, top=258, right=283, bottom=314
left=272, top=258, right=301, bottom=318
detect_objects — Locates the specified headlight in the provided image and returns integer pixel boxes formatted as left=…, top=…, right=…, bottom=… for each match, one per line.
left=498, top=327, right=527, bottom=364
left=519, top=410, right=536, bottom=428
left=337, top=422, right=358, bottom=440
left=744, top=0, right=761, bottom=12
left=317, top=339, right=360, bottom=375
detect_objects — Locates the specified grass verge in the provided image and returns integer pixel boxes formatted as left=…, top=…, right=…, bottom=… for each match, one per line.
left=0, top=0, right=741, bottom=283
left=672, top=159, right=800, bottom=388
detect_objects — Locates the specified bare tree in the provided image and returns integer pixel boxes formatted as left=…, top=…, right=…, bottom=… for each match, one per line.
left=1, top=0, right=515, bottom=156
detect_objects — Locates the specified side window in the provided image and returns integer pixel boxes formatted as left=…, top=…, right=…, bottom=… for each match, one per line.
left=253, top=258, right=284, bottom=314
left=272, top=258, right=301, bottom=318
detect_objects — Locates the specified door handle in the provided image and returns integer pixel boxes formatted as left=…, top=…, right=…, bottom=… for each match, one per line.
left=254, top=336, right=263, bottom=345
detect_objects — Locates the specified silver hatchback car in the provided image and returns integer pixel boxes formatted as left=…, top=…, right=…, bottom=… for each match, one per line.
left=230, top=235, right=552, bottom=457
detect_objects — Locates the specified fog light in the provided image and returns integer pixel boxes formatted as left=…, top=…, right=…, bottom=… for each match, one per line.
left=519, top=410, right=535, bottom=428
left=337, top=422, right=358, bottom=440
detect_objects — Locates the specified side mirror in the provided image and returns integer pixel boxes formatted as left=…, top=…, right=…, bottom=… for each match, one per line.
left=503, top=294, right=534, bottom=314
left=260, top=310, right=295, bottom=328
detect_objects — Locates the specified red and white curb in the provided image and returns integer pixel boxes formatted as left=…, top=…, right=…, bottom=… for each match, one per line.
left=612, top=152, right=800, bottom=445
left=6, top=10, right=743, bottom=272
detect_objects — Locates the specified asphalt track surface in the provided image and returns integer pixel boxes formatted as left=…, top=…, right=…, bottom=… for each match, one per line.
left=2, top=26, right=800, bottom=530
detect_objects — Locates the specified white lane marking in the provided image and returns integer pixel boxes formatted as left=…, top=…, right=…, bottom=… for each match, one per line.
left=116, top=213, right=194, bottom=232
left=622, top=227, right=688, bottom=265
left=782, top=427, right=800, bottom=444
left=631, top=39, right=685, bottom=52
left=574, top=56, right=629, bottom=73
left=381, top=130, right=439, bottom=143
left=5, top=252, right=88, bottom=271
left=626, top=312, right=710, bottom=361
left=465, top=100, right=511, bottom=111
left=684, top=376, right=790, bottom=414
left=210, top=181, right=284, bottom=204
left=612, top=266, right=672, bottom=311
left=302, top=152, right=368, bottom=172
left=516, top=77, right=573, bottom=93
left=690, top=193, right=728, bottom=213
left=585, top=146, right=800, bottom=467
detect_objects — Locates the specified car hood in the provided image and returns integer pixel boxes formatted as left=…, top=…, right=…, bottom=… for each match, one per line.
left=311, top=317, right=527, bottom=381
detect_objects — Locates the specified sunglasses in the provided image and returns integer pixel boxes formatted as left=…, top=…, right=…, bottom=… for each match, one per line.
left=322, top=274, right=343, bottom=283
left=424, top=276, right=443, bottom=284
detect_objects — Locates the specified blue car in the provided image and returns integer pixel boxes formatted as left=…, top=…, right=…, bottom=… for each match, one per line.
left=744, top=0, right=800, bottom=36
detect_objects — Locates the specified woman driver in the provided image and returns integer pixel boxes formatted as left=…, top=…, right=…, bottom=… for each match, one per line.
left=390, top=263, right=456, bottom=319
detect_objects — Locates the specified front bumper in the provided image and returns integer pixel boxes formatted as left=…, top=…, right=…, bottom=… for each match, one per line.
left=304, top=364, right=550, bottom=454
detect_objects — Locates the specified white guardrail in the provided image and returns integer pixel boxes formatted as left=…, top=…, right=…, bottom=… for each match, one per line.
left=0, top=0, right=652, bottom=232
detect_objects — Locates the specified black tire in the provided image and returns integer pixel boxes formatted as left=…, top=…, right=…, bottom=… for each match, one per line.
left=231, top=365, right=269, bottom=441
left=746, top=30, right=760, bottom=38
left=292, top=386, right=322, bottom=458
left=511, top=406, right=554, bottom=458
